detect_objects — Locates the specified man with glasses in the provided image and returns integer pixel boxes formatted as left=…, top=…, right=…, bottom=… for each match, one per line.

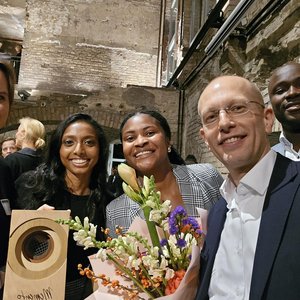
left=268, top=62, right=300, bottom=161
left=195, top=75, right=300, bottom=300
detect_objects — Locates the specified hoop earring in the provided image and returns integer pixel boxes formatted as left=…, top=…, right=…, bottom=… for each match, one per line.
left=167, top=146, right=171, bottom=153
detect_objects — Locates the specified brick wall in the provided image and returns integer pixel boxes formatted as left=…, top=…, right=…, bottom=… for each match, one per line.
left=19, top=0, right=161, bottom=92
left=180, top=0, right=300, bottom=176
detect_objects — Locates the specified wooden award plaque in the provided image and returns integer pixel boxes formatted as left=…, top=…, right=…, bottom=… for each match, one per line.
left=3, top=210, right=70, bottom=300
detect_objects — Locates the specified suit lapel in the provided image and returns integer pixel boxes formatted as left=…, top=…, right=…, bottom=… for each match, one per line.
left=250, top=156, right=299, bottom=299
left=197, top=199, right=227, bottom=299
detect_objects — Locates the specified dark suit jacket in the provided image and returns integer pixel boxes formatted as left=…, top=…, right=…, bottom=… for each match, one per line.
left=5, top=147, right=43, bottom=182
left=196, top=154, right=300, bottom=300
left=0, top=158, right=15, bottom=268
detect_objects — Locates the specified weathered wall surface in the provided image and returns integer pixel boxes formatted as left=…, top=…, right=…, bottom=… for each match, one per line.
left=5, top=86, right=180, bottom=145
left=4, top=0, right=181, bottom=152
left=181, top=0, right=300, bottom=176
left=18, top=0, right=161, bottom=92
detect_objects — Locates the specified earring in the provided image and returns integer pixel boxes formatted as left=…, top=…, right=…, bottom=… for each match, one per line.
left=168, top=146, right=171, bottom=153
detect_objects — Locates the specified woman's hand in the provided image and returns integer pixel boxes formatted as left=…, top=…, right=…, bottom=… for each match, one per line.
left=37, top=204, right=55, bottom=211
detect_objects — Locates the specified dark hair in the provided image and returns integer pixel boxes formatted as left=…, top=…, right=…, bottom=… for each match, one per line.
left=0, top=61, right=15, bottom=108
left=46, top=113, right=108, bottom=189
left=1, top=136, right=16, bottom=146
left=185, top=154, right=198, bottom=164
left=119, top=109, right=185, bottom=165
left=16, top=113, right=109, bottom=226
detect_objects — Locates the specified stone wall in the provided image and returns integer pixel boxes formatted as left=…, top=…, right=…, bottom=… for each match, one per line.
left=18, top=0, right=161, bottom=92
left=180, top=0, right=300, bottom=176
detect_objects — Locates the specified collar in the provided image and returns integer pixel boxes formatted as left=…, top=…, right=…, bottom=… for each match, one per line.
left=279, top=132, right=293, bottom=148
left=220, top=150, right=277, bottom=204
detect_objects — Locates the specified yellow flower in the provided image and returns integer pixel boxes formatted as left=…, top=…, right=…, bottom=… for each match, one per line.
left=118, top=163, right=140, bottom=192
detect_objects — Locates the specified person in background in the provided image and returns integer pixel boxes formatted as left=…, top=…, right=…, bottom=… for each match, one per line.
left=185, top=154, right=198, bottom=164
left=15, top=113, right=109, bottom=300
left=195, top=75, right=300, bottom=300
left=106, top=109, right=223, bottom=237
left=1, top=137, right=17, bottom=158
left=5, top=116, right=45, bottom=182
left=0, top=61, right=16, bottom=299
left=12, top=44, right=22, bottom=83
left=268, top=61, right=300, bottom=160
left=106, top=164, right=123, bottom=201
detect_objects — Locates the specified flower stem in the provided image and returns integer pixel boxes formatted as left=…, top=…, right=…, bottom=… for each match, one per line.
left=143, top=206, right=161, bottom=251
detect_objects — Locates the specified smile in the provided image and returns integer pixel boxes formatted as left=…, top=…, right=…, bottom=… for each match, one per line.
left=220, top=136, right=244, bottom=145
left=285, top=102, right=300, bottom=112
left=71, top=158, right=89, bottom=165
left=135, top=150, right=152, bottom=158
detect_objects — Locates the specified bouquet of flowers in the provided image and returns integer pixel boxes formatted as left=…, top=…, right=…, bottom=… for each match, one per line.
left=58, top=163, right=203, bottom=299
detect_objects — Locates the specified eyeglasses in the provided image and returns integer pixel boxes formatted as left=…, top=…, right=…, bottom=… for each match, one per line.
left=201, top=101, right=265, bottom=127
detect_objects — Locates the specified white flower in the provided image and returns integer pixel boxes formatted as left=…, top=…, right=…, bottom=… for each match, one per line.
left=83, top=217, right=90, bottom=230
left=73, top=229, right=87, bottom=243
left=159, top=256, right=168, bottom=269
left=88, top=224, right=97, bottom=238
left=145, top=200, right=156, bottom=209
left=161, top=200, right=172, bottom=214
left=162, top=247, right=170, bottom=258
left=149, top=209, right=162, bottom=223
left=127, top=256, right=141, bottom=270
left=161, top=219, right=169, bottom=231
left=96, top=248, right=107, bottom=261
left=165, top=268, right=175, bottom=280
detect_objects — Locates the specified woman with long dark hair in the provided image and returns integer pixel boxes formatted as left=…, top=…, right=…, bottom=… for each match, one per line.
left=15, top=113, right=109, bottom=300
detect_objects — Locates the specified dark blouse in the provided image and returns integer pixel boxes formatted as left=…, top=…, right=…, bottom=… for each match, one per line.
left=67, top=193, right=97, bottom=282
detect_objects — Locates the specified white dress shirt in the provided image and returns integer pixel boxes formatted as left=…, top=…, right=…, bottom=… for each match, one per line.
left=209, top=150, right=277, bottom=300
left=272, top=132, right=300, bottom=161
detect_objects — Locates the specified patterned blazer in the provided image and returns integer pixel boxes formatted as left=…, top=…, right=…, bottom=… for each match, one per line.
left=106, top=163, right=224, bottom=237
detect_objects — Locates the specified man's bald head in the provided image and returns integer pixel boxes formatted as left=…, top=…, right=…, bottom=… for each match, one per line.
left=198, top=76, right=264, bottom=117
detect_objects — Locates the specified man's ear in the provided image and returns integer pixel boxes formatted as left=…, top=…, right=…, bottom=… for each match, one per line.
left=199, top=128, right=210, bottom=149
left=264, top=106, right=275, bottom=134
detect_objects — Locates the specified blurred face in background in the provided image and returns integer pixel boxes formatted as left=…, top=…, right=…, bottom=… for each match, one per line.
left=0, top=70, right=10, bottom=128
left=1, top=139, right=17, bottom=157
left=15, top=124, right=25, bottom=148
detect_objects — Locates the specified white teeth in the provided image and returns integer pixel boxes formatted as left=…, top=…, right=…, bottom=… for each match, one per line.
left=223, top=137, right=240, bottom=144
left=72, top=159, right=88, bottom=164
left=136, top=151, right=152, bottom=157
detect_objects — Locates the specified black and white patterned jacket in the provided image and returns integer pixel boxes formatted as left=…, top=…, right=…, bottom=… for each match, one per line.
left=106, top=163, right=224, bottom=237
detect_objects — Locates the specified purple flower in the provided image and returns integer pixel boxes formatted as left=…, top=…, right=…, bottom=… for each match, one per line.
left=169, top=206, right=188, bottom=234
left=183, top=217, right=200, bottom=231
left=170, top=206, right=187, bottom=218
left=160, top=239, right=168, bottom=246
left=177, top=238, right=186, bottom=248
left=169, top=218, right=178, bottom=235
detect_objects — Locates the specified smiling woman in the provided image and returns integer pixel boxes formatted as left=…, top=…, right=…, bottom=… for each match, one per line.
left=0, top=61, right=15, bottom=128
left=14, top=113, right=109, bottom=300
left=106, top=109, right=224, bottom=237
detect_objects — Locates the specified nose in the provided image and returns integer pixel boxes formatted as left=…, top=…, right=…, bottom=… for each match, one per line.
left=286, top=85, right=300, bottom=98
left=218, top=110, right=236, bottom=132
left=73, top=142, right=84, bottom=155
left=134, top=135, right=148, bottom=147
